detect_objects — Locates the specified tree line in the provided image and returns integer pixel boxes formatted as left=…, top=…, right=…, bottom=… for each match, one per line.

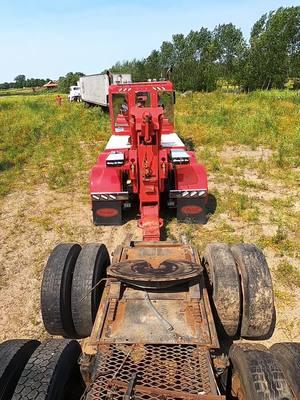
left=1, top=6, right=299, bottom=93
left=0, top=72, right=87, bottom=93
left=110, top=7, right=300, bottom=91
left=0, top=75, right=50, bottom=90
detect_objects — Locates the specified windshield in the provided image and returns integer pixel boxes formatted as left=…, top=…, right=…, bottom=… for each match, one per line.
left=112, top=93, right=129, bottom=132
left=158, top=91, right=174, bottom=124
left=135, top=92, right=151, bottom=107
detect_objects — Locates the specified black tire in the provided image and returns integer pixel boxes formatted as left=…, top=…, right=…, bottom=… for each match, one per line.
left=12, top=339, right=84, bottom=400
left=41, top=243, right=81, bottom=337
left=0, top=340, right=40, bottom=400
left=71, top=243, right=110, bottom=338
left=270, top=342, right=300, bottom=398
left=229, top=343, right=294, bottom=399
left=230, top=243, right=275, bottom=339
left=203, top=243, right=241, bottom=337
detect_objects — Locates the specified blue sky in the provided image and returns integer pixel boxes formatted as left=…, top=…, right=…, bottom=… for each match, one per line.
left=0, top=0, right=298, bottom=82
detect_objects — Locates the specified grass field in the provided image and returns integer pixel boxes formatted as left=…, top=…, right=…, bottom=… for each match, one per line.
left=0, top=87, right=43, bottom=97
left=0, top=90, right=299, bottom=342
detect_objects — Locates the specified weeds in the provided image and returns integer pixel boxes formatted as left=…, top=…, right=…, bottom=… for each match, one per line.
left=177, top=90, right=299, bottom=162
left=1, top=90, right=299, bottom=197
left=272, top=224, right=288, bottom=245
left=274, top=261, right=300, bottom=289
left=217, top=190, right=259, bottom=220
left=274, top=288, right=296, bottom=307
left=238, top=178, right=268, bottom=191
left=0, top=94, right=110, bottom=196
left=277, top=319, right=300, bottom=341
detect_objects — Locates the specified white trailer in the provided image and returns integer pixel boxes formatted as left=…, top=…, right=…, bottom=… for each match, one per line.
left=79, top=73, right=131, bottom=107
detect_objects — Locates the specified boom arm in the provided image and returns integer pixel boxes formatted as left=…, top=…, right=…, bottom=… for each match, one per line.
left=130, top=106, right=165, bottom=241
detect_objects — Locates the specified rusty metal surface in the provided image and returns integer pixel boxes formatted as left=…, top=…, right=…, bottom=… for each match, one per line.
left=121, top=242, right=196, bottom=269
left=107, top=259, right=203, bottom=289
left=82, top=242, right=221, bottom=396
left=107, top=299, right=198, bottom=343
left=94, top=283, right=217, bottom=346
left=83, top=244, right=219, bottom=350
left=85, top=344, right=223, bottom=400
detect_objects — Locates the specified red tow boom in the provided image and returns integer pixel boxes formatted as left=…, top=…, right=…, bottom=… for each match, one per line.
left=89, top=81, right=208, bottom=241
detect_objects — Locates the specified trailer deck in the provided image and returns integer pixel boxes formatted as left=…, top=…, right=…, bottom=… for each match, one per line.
left=80, top=241, right=223, bottom=399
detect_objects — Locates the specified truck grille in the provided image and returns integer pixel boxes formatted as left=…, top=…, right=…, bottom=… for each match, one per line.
left=86, top=344, right=212, bottom=400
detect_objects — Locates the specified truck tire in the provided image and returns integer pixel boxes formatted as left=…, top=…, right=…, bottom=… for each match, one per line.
left=0, top=340, right=40, bottom=400
left=230, top=243, right=275, bottom=339
left=41, top=243, right=81, bottom=338
left=229, top=343, right=294, bottom=399
left=270, top=342, right=300, bottom=398
left=12, top=340, right=84, bottom=400
left=203, top=243, right=241, bottom=337
left=71, top=243, right=110, bottom=338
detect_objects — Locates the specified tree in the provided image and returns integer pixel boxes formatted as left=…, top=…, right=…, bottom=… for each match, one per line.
left=58, top=72, right=84, bottom=93
left=14, top=74, right=26, bottom=88
left=185, top=28, right=217, bottom=91
left=144, top=50, right=161, bottom=79
left=160, top=41, right=175, bottom=71
left=245, top=6, right=300, bottom=90
left=0, top=82, right=10, bottom=90
left=213, top=24, right=247, bottom=86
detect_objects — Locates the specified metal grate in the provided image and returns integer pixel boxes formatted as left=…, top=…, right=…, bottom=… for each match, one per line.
left=86, top=344, right=212, bottom=399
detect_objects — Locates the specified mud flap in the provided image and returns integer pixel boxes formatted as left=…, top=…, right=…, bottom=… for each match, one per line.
left=177, top=198, right=207, bottom=223
left=92, top=201, right=122, bottom=226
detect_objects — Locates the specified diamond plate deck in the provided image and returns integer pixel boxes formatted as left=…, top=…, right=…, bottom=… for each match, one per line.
left=86, top=344, right=215, bottom=400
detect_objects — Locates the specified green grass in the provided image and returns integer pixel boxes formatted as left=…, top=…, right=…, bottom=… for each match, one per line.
left=274, top=261, right=300, bottom=289
left=238, top=178, right=268, bottom=191
left=176, top=90, right=300, bottom=167
left=0, top=94, right=110, bottom=196
left=274, top=288, right=296, bottom=307
left=1, top=90, right=299, bottom=197
left=0, top=87, right=44, bottom=97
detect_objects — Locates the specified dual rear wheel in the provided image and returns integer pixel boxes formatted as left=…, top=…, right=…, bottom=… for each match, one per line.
left=41, top=243, right=110, bottom=339
left=203, top=243, right=275, bottom=339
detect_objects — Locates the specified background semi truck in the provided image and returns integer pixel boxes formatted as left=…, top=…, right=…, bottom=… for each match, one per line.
left=79, top=72, right=132, bottom=107
left=68, top=85, right=81, bottom=102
